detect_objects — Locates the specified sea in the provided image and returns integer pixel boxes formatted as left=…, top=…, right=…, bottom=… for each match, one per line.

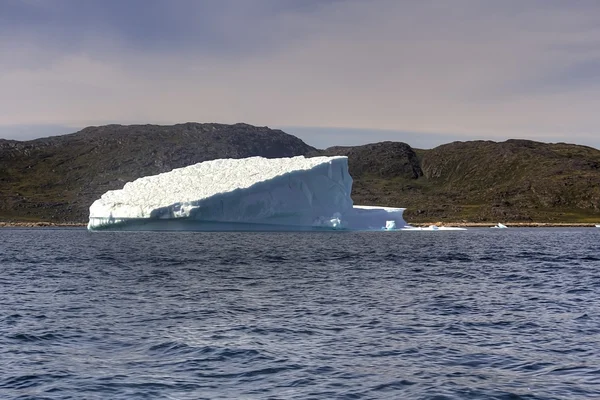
left=1, top=227, right=599, bottom=399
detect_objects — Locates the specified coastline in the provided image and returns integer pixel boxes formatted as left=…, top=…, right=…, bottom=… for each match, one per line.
left=411, top=222, right=600, bottom=228
left=1, top=221, right=598, bottom=228
left=0, top=221, right=87, bottom=228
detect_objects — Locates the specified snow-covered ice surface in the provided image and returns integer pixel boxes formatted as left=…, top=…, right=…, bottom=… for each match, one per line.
left=88, top=156, right=412, bottom=231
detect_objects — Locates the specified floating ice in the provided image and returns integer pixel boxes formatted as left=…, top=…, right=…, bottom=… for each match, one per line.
left=88, top=156, right=409, bottom=231
left=402, top=225, right=467, bottom=231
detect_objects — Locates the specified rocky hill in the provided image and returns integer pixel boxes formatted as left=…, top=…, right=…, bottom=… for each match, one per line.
left=1, top=123, right=600, bottom=223
left=0, top=123, right=315, bottom=222
left=315, top=139, right=600, bottom=223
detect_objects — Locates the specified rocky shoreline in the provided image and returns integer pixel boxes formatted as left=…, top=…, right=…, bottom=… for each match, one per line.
left=411, top=222, right=600, bottom=228
left=1, top=221, right=599, bottom=228
left=0, top=221, right=86, bottom=228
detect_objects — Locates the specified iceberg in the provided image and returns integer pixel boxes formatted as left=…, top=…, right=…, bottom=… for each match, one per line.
left=87, top=156, right=408, bottom=231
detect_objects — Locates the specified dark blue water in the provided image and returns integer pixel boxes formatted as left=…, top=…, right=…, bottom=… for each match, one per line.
left=1, top=228, right=600, bottom=399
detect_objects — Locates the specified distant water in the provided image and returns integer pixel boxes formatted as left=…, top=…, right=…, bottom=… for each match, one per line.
left=1, top=228, right=600, bottom=400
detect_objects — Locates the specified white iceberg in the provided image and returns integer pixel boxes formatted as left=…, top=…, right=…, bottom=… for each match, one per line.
left=87, top=156, right=409, bottom=231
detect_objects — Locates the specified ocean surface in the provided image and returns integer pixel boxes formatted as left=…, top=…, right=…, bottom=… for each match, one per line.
left=1, top=228, right=600, bottom=399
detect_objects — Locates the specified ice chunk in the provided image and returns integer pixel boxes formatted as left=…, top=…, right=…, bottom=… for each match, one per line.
left=402, top=225, right=467, bottom=231
left=87, top=155, right=414, bottom=231
left=89, top=156, right=354, bottom=230
left=89, top=156, right=375, bottom=231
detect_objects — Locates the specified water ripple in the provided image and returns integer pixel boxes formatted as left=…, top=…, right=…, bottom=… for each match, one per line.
left=1, top=228, right=600, bottom=399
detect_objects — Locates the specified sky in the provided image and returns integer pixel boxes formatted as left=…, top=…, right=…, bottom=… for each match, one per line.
left=1, top=0, right=600, bottom=149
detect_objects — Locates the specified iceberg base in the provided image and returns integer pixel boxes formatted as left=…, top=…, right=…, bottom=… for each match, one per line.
left=88, top=205, right=408, bottom=232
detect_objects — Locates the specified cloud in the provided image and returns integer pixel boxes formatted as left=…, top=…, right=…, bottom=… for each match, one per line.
left=0, top=0, right=342, bottom=62
left=1, top=0, right=599, bottom=148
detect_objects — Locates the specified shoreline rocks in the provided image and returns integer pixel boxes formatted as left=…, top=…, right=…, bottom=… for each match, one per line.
left=0, top=221, right=86, bottom=228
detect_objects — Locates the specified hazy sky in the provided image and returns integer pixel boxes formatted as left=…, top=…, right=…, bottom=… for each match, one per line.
left=1, top=0, right=599, bottom=149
